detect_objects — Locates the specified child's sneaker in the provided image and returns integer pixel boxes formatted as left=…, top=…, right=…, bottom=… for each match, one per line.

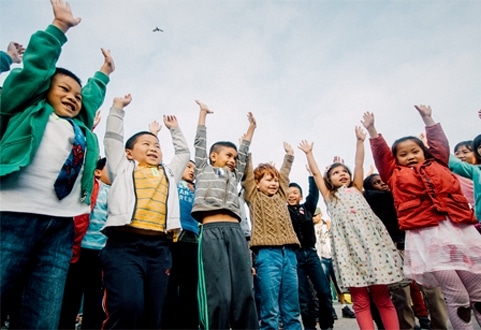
left=418, top=316, right=431, bottom=329
left=342, top=305, right=356, bottom=318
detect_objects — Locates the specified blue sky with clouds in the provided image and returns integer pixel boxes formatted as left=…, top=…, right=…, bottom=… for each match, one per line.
left=1, top=0, right=480, bottom=213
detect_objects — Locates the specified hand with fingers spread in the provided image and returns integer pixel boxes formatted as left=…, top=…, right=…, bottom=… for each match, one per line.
left=51, top=0, right=81, bottom=33
left=414, top=104, right=436, bottom=126
left=163, top=115, right=179, bottom=130
left=99, top=48, right=115, bottom=76
left=361, top=111, right=378, bottom=138
left=283, top=141, right=294, bottom=156
left=149, top=120, right=162, bottom=136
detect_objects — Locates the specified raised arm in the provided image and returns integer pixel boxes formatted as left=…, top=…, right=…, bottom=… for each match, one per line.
left=243, top=112, right=257, bottom=143
left=194, top=100, right=213, bottom=171
left=352, top=126, right=366, bottom=190
left=298, top=140, right=330, bottom=202
left=104, top=94, right=132, bottom=181
left=163, top=115, right=190, bottom=182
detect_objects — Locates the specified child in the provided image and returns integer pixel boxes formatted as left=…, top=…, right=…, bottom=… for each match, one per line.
left=59, top=157, right=111, bottom=330
left=299, top=126, right=403, bottom=330
left=100, top=94, right=190, bottom=328
left=242, top=142, right=302, bottom=330
left=449, top=136, right=481, bottom=225
left=364, top=106, right=481, bottom=329
left=192, top=100, right=259, bottom=329
left=0, top=0, right=112, bottom=328
left=363, top=173, right=448, bottom=330
left=313, top=208, right=356, bottom=320
left=287, top=173, right=334, bottom=330
left=163, top=160, right=200, bottom=330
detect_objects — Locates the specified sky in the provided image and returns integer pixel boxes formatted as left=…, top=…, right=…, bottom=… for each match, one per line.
left=1, top=0, right=480, bottom=214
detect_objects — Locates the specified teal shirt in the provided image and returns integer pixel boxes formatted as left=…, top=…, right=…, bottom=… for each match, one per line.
left=0, top=24, right=109, bottom=204
left=449, top=155, right=481, bottom=221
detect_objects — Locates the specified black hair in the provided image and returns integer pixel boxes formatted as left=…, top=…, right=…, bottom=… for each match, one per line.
left=209, top=141, right=237, bottom=155
left=125, top=131, right=158, bottom=150
left=96, top=157, right=107, bottom=170
left=473, top=134, right=481, bottom=164
left=54, top=67, right=82, bottom=87
left=391, top=136, right=432, bottom=161
left=363, top=173, right=379, bottom=191
left=288, top=182, right=303, bottom=196
left=453, top=140, right=473, bottom=153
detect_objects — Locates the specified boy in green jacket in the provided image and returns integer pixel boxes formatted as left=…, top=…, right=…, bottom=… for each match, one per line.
left=0, top=0, right=113, bottom=328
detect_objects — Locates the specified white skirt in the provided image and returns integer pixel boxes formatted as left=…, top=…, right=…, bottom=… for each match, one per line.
left=404, top=218, right=481, bottom=287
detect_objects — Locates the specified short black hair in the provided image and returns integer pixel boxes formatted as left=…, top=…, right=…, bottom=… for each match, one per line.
left=363, top=173, right=379, bottom=191
left=289, top=182, right=303, bottom=196
left=454, top=140, right=473, bottom=153
left=473, top=134, right=481, bottom=164
left=125, top=131, right=158, bottom=150
left=96, top=157, right=107, bottom=170
left=54, top=67, right=82, bottom=87
left=209, top=141, right=237, bottom=155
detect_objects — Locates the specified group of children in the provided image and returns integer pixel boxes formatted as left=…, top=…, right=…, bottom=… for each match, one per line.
left=1, top=1, right=481, bottom=330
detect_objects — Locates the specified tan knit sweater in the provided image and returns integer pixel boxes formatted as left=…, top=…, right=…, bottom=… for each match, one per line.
left=242, top=153, right=300, bottom=248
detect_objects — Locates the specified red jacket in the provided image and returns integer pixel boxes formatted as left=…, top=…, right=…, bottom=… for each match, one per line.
left=370, top=123, right=476, bottom=230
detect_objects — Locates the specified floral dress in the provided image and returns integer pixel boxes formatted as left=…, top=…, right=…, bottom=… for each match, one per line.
left=326, top=186, right=403, bottom=290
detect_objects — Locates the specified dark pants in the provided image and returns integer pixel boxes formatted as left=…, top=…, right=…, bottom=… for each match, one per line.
left=59, top=247, right=105, bottom=329
left=198, top=222, right=259, bottom=330
left=0, top=212, right=74, bottom=329
left=296, top=247, right=334, bottom=330
left=100, top=234, right=171, bottom=329
left=162, top=231, right=199, bottom=329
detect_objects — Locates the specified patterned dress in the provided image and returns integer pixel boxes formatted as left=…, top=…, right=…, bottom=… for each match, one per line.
left=326, top=186, right=403, bottom=291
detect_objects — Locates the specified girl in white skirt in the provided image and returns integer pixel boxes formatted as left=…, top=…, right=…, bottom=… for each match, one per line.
left=363, top=105, right=481, bottom=330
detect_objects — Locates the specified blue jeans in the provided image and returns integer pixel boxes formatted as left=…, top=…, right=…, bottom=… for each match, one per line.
left=254, top=246, right=302, bottom=330
left=0, top=212, right=74, bottom=329
left=296, top=247, right=334, bottom=330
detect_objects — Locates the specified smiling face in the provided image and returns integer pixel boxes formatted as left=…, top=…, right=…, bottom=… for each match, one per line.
left=395, top=140, right=426, bottom=167
left=256, top=173, right=279, bottom=197
left=47, top=73, right=82, bottom=118
left=287, top=186, right=302, bottom=206
left=328, top=165, right=352, bottom=188
left=454, top=144, right=475, bottom=164
left=210, top=146, right=237, bottom=171
left=126, top=133, right=162, bottom=166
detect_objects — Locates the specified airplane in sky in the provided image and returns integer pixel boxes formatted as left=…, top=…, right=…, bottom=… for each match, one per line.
left=153, top=27, right=164, bottom=32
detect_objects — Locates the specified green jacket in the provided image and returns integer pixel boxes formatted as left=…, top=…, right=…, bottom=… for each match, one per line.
left=0, top=24, right=109, bottom=204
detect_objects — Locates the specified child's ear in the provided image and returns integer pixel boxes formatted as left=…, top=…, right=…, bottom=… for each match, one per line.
left=209, top=152, right=217, bottom=165
left=94, top=169, right=102, bottom=178
left=125, top=149, right=134, bottom=160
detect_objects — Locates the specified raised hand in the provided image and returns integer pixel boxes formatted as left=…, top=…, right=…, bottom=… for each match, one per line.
left=149, top=120, right=162, bottom=135
left=92, top=110, right=101, bottom=131
left=361, top=112, right=375, bottom=130
left=99, top=48, right=115, bottom=76
left=283, top=142, right=294, bottom=156
left=247, top=112, right=257, bottom=128
left=298, top=140, right=313, bottom=154
left=333, top=156, right=344, bottom=164
left=113, top=94, right=132, bottom=109
left=51, top=0, right=81, bottom=33
left=195, top=100, right=213, bottom=114
left=355, top=126, right=366, bottom=142
left=414, top=104, right=432, bottom=118
left=163, top=115, right=179, bottom=129
left=7, top=42, right=25, bottom=64
left=414, top=104, right=435, bottom=126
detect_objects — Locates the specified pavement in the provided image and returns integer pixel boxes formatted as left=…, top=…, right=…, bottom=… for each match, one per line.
left=322, top=301, right=481, bottom=330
